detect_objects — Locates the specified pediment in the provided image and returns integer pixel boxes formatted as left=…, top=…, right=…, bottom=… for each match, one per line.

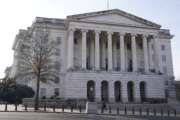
left=67, top=9, right=161, bottom=29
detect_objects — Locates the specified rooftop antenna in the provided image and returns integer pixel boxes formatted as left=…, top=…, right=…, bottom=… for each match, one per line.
left=107, top=0, right=109, bottom=10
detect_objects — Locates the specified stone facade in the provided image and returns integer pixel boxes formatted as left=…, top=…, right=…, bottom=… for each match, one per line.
left=11, top=9, right=175, bottom=103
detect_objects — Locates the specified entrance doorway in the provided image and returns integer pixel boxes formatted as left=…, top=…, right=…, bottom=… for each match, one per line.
left=140, top=81, right=146, bottom=102
left=101, top=81, right=109, bottom=102
left=87, top=80, right=95, bottom=102
left=114, top=81, right=121, bottom=102
left=127, top=81, right=134, bottom=102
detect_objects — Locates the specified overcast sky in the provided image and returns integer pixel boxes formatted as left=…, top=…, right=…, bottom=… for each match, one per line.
left=0, top=0, right=179, bottom=80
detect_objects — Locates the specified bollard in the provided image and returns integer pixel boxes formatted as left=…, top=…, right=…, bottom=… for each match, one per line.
left=117, top=107, right=119, bottom=115
left=53, top=105, right=56, bottom=112
left=79, top=106, right=82, bottom=113
left=139, top=107, right=142, bottom=116
left=132, top=107, right=134, bottom=115
left=124, top=106, right=127, bottom=115
left=168, top=109, right=170, bottom=116
left=146, top=108, right=149, bottom=116
left=153, top=108, right=156, bottom=116
left=109, top=106, right=111, bottom=114
left=174, top=109, right=176, bottom=117
left=5, top=103, right=7, bottom=111
left=15, top=103, right=17, bottom=111
left=161, top=108, right=163, bottom=117
left=44, top=103, right=46, bottom=111
left=62, top=105, right=64, bottom=112
left=71, top=106, right=73, bottom=112
left=25, top=104, right=27, bottom=111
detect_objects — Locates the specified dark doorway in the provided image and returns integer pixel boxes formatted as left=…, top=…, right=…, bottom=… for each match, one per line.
left=101, top=81, right=109, bottom=102
left=127, top=81, right=134, bottom=102
left=140, top=81, right=146, bottom=102
left=114, top=81, right=121, bottom=102
left=87, top=80, right=95, bottom=102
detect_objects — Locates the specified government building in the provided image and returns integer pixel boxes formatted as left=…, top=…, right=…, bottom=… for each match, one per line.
left=10, top=9, right=175, bottom=103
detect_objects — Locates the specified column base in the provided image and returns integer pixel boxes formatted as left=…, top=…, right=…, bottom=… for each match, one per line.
left=122, top=97, right=128, bottom=103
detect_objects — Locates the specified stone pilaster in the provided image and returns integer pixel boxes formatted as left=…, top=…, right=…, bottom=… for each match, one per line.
left=154, top=36, right=162, bottom=73
left=131, top=33, right=138, bottom=72
left=134, top=82, right=141, bottom=103
left=122, top=81, right=128, bottom=103
left=95, top=80, right=101, bottom=102
left=107, top=31, right=113, bottom=71
left=109, top=81, right=115, bottom=102
left=143, top=35, right=149, bottom=73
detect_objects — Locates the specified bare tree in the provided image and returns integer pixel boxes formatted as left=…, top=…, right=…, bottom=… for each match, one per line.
left=18, top=29, right=60, bottom=110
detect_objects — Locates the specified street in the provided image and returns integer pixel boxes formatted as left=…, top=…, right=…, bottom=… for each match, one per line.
left=0, top=112, right=179, bottom=120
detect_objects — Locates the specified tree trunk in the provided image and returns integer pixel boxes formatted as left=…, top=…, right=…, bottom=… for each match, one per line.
left=34, top=74, right=40, bottom=110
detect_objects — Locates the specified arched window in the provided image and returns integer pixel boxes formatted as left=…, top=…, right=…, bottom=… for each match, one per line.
left=101, top=81, right=109, bottom=102
left=87, top=80, right=95, bottom=102
left=114, top=81, right=121, bottom=102
left=127, top=81, right=134, bottom=102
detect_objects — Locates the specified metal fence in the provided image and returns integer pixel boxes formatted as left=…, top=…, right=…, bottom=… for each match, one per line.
left=0, top=103, right=178, bottom=117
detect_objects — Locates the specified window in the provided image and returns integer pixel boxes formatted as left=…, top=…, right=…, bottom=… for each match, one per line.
left=54, top=88, right=59, bottom=96
left=161, top=45, right=165, bottom=51
left=162, top=55, right=166, bottom=62
left=56, top=37, right=61, bottom=44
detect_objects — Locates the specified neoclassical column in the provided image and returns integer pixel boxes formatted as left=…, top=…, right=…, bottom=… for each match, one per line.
left=119, top=32, right=125, bottom=71
left=131, top=33, right=138, bottom=72
left=67, top=29, right=75, bottom=69
left=143, top=35, right=149, bottom=73
left=95, top=30, right=101, bottom=70
left=113, top=38, right=117, bottom=70
left=81, top=29, right=88, bottom=69
left=154, top=35, right=162, bottom=73
left=102, top=39, right=106, bottom=69
left=107, top=31, right=113, bottom=71
left=90, top=38, right=95, bottom=70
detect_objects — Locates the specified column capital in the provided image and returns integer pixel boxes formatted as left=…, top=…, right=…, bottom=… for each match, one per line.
left=119, top=32, right=126, bottom=36
left=131, top=33, right=138, bottom=37
left=68, top=28, right=75, bottom=32
left=142, top=34, right=149, bottom=38
left=107, top=31, right=114, bottom=35
left=94, top=30, right=101, bottom=34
